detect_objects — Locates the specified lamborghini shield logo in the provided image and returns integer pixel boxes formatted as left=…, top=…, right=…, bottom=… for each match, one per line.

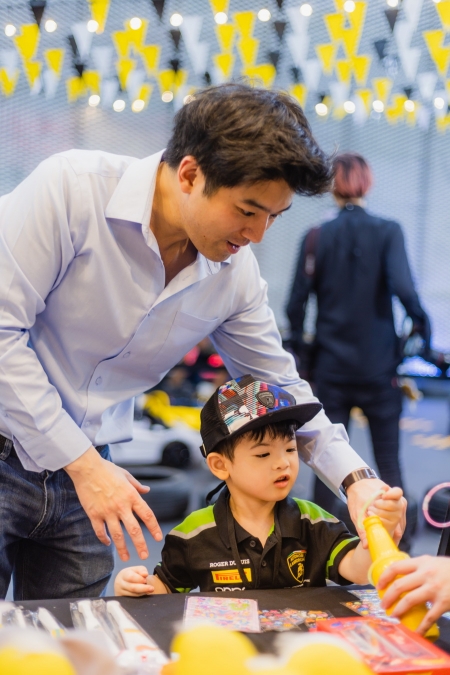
left=287, top=550, right=306, bottom=583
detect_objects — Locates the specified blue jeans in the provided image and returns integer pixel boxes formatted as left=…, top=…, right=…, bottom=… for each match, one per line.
left=0, top=440, right=115, bottom=600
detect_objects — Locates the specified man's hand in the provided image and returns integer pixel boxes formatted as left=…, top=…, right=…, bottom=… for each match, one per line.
left=65, top=446, right=162, bottom=561
left=378, top=555, right=450, bottom=635
left=346, top=478, right=407, bottom=548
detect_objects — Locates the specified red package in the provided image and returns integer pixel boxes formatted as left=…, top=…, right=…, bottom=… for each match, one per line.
left=317, top=617, right=450, bottom=674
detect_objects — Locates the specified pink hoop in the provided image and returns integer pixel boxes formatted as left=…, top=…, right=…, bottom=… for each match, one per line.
left=422, top=482, right=450, bottom=528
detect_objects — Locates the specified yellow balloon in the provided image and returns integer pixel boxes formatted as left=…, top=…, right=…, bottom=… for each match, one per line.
left=0, top=647, right=76, bottom=675
left=168, top=625, right=257, bottom=675
left=288, top=642, right=373, bottom=675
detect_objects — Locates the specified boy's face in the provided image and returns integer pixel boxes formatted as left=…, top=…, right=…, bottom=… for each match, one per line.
left=210, top=432, right=299, bottom=503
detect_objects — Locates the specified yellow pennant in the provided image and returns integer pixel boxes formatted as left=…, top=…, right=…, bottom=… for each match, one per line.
left=136, top=83, right=153, bottom=108
left=215, top=24, right=235, bottom=52
left=242, top=63, right=276, bottom=88
left=87, top=0, right=110, bottom=33
left=209, top=0, right=229, bottom=15
left=348, top=2, right=367, bottom=33
left=173, top=69, right=188, bottom=93
left=13, top=24, right=40, bottom=62
left=127, top=19, right=148, bottom=52
left=233, top=11, right=255, bottom=38
left=237, top=37, right=259, bottom=67
left=23, top=61, right=41, bottom=88
left=83, top=70, right=101, bottom=94
left=423, top=30, right=450, bottom=77
left=139, top=45, right=161, bottom=77
left=324, top=13, right=344, bottom=43
left=372, top=77, right=392, bottom=103
left=157, top=68, right=188, bottom=95
left=336, top=59, right=351, bottom=83
left=0, top=68, right=19, bottom=96
left=44, top=48, right=65, bottom=78
left=341, top=27, right=360, bottom=58
left=355, top=88, right=372, bottom=114
left=112, top=30, right=132, bottom=59
left=289, top=83, right=307, bottom=108
left=436, top=1, right=450, bottom=32
left=66, top=75, right=87, bottom=103
left=333, top=104, right=347, bottom=120
left=213, top=53, right=235, bottom=79
left=116, top=58, right=136, bottom=90
left=333, top=0, right=346, bottom=11
left=351, top=54, right=371, bottom=85
left=386, top=94, right=406, bottom=124
left=316, top=44, right=336, bottom=75
left=436, top=112, right=450, bottom=132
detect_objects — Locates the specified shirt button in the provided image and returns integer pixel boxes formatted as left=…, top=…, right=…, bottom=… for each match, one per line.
left=261, top=560, right=267, bottom=567
left=95, top=377, right=102, bottom=386
left=123, top=352, right=131, bottom=359
left=250, top=540, right=256, bottom=548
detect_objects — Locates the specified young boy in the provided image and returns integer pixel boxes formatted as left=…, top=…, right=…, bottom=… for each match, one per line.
left=114, top=375, right=403, bottom=596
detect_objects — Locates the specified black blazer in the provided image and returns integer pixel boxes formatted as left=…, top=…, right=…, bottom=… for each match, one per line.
left=286, top=204, right=430, bottom=384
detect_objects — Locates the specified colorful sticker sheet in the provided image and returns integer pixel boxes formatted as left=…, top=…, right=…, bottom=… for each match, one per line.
left=344, top=589, right=392, bottom=620
left=258, top=608, right=307, bottom=632
left=302, top=609, right=334, bottom=631
left=183, top=596, right=260, bottom=633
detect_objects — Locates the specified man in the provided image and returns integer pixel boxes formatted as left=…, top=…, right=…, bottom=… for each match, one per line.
left=0, top=84, right=397, bottom=600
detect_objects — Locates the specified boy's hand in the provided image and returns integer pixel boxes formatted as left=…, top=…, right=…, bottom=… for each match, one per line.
left=369, top=486, right=404, bottom=543
left=114, top=566, right=154, bottom=597
left=346, top=479, right=406, bottom=547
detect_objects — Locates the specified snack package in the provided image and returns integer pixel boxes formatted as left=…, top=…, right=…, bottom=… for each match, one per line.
left=317, top=616, right=450, bottom=674
left=37, top=607, right=66, bottom=638
left=70, top=599, right=123, bottom=657
left=259, top=608, right=306, bottom=632
left=106, top=600, right=168, bottom=671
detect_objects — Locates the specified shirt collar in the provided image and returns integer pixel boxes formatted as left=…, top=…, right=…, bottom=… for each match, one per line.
left=213, top=487, right=297, bottom=549
left=104, top=149, right=231, bottom=270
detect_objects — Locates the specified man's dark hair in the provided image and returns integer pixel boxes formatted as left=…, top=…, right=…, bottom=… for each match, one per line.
left=213, top=419, right=299, bottom=461
left=164, top=83, right=333, bottom=196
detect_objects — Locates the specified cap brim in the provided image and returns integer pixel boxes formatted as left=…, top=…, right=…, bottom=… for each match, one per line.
left=230, top=401, right=323, bottom=436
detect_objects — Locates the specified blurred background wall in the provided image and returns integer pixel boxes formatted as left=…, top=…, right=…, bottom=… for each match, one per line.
left=0, top=0, right=449, bottom=348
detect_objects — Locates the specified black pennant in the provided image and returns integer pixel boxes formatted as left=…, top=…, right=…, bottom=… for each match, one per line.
left=169, top=29, right=182, bottom=50
left=67, top=35, right=79, bottom=58
left=29, top=0, right=46, bottom=28
left=404, top=86, right=413, bottom=100
left=75, top=62, right=85, bottom=77
left=169, top=58, right=180, bottom=72
left=290, top=66, right=301, bottom=82
left=275, top=0, right=284, bottom=8
left=374, top=38, right=388, bottom=62
left=274, top=20, right=287, bottom=41
left=268, top=51, right=280, bottom=68
left=203, top=71, right=212, bottom=85
left=151, top=0, right=165, bottom=20
left=384, top=8, right=399, bottom=32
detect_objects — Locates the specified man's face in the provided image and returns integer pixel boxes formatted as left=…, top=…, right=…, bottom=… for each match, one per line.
left=225, top=432, right=300, bottom=503
left=179, top=162, right=293, bottom=263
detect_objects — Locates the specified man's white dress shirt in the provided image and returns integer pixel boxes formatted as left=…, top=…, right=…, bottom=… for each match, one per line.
left=0, top=149, right=365, bottom=490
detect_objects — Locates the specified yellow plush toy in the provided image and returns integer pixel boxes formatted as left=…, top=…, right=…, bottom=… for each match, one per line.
left=0, top=646, right=76, bottom=675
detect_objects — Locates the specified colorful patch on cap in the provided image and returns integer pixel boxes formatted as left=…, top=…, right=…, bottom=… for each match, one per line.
left=217, top=376, right=296, bottom=434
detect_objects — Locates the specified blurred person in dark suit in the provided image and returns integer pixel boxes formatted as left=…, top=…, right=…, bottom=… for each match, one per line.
left=286, top=153, right=430, bottom=548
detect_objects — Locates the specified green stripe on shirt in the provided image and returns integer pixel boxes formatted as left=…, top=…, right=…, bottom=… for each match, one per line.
left=326, top=537, right=359, bottom=578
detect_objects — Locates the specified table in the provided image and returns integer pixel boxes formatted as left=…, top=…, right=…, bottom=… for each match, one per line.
left=17, top=586, right=450, bottom=657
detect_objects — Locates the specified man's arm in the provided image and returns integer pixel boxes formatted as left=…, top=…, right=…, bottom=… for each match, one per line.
left=0, top=156, right=162, bottom=559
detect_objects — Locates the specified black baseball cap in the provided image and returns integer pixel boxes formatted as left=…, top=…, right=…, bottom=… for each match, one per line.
left=200, top=374, right=322, bottom=457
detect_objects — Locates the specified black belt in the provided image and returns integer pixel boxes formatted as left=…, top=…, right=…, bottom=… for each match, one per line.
left=0, top=435, right=107, bottom=459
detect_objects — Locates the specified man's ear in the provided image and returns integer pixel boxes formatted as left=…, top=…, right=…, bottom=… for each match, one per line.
left=206, top=453, right=230, bottom=480
left=177, top=156, right=203, bottom=195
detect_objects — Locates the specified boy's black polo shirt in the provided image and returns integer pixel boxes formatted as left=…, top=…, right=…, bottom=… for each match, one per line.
left=154, top=488, right=359, bottom=592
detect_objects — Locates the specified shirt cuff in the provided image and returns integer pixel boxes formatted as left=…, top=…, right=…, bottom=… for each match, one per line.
left=14, top=410, right=94, bottom=471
